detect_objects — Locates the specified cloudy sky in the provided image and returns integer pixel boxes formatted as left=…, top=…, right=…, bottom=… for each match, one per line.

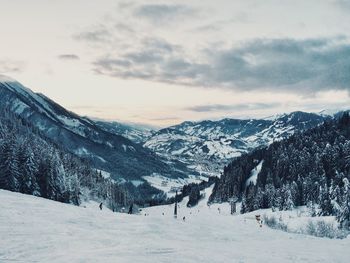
left=1, top=0, right=350, bottom=126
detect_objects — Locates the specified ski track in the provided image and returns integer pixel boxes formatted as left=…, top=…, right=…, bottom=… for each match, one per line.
left=0, top=188, right=349, bottom=263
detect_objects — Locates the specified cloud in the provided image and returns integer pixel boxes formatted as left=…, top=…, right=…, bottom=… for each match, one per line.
left=57, top=54, right=80, bottom=60
left=186, top=103, right=281, bottom=112
left=134, top=4, right=195, bottom=23
left=114, top=23, right=135, bottom=34
left=194, top=14, right=250, bottom=33
left=334, top=0, right=350, bottom=9
left=0, top=59, right=24, bottom=73
left=73, top=28, right=111, bottom=43
left=93, top=36, right=350, bottom=94
left=93, top=37, right=184, bottom=79
left=149, top=116, right=181, bottom=121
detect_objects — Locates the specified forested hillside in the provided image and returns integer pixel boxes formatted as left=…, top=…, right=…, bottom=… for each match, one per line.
left=210, top=113, right=350, bottom=229
left=0, top=108, right=130, bottom=210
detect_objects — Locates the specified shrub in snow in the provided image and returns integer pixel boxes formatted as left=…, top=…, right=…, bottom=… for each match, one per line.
left=263, top=213, right=349, bottom=239
left=263, top=215, right=287, bottom=232
left=305, top=220, right=348, bottom=239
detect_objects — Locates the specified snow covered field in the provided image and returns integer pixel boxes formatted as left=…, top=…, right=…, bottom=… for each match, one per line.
left=0, top=188, right=349, bottom=263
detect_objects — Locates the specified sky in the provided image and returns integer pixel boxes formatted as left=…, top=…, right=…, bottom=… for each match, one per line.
left=0, top=0, right=350, bottom=127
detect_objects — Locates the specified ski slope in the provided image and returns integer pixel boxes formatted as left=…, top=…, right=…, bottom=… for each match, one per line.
left=0, top=189, right=349, bottom=263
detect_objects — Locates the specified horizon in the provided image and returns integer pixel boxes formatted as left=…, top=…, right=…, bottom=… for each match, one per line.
left=1, top=0, right=350, bottom=126
left=1, top=73, right=345, bottom=129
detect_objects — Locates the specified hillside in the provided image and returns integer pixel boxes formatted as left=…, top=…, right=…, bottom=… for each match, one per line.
left=93, top=119, right=153, bottom=143
left=0, top=75, right=191, bottom=182
left=210, top=113, right=350, bottom=229
left=0, top=189, right=349, bottom=263
left=0, top=108, right=130, bottom=209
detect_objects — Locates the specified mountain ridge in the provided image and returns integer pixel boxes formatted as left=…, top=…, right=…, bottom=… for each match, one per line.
left=144, top=111, right=331, bottom=177
left=0, top=76, right=191, bottom=184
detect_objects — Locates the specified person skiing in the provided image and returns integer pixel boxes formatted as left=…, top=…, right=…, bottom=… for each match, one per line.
left=183, top=216, right=186, bottom=221
left=128, top=203, right=133, bottom=214
left=99, top=203, right=103, bottom=210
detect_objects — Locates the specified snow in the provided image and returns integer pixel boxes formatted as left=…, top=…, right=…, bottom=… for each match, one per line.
left=74, top=147, right=89, bottom=155
left=203, top=140, right=242, bottom=159
left=0, top=189, right=349, bottom=263
left=57, top=116, right=87, bottom=137
left=144, top=113, right=321, bottom=178
left=143, top=174, right=207, bottom=197
left=261, top=206, right=331, bottom=231
left=12, top=99, right=30, bottom=114
left=0, top=77, right=64, bottom=124
left=131, top=180, right=144, bottom=187
left=318, top=109, right=341, bottom=117
left=96, top=156, right=107, bottom=163
left=96, top=170, right=111, bottom=179
left=75, top=149, right=106, bottom=163
left=246, top=161, right=263, bottom=187
left=58, top=115, right=83, bottom=128
left=122, top=144, right=127, bottom=152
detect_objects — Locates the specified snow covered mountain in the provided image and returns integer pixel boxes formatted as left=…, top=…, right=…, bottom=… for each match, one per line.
left=0, top=75, right=190, bottom=183
left=93, top=119, right=153, bottom=143
left=144, top=112, right=329, bottom=176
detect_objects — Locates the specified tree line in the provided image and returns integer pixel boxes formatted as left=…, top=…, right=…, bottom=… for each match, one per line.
left=0, top=108, right=131, bottom=210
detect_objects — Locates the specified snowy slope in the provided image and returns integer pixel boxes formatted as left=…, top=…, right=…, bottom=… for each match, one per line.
left=144, top=112, right=329, bottom=176
left=245, top=161, right=263, bottom=187
left=1, top=190, right=349, bottom=263
left=142, top=173, right=208, bottom=197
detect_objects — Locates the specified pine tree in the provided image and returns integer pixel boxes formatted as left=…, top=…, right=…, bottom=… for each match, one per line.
left=0, top=140, right=13, bottom=190
left=0, top=109, right=129, bottom=209
left=253, top=187, right=264, bottom=210
left=337, top=191, right=350, bottom=229
left=337, top=178, right=350, bottom=229
left=283, top=186, right=294, bottom=211
left=245, top=184, right=256, bottom=212
left=187, top=185, right=201, bottom=207
left=273, top=188, right=283, bottom=211
left=290, top=181, right=300, bottom=206
left=264, top=183, right=275, bottom=208
left=307, top=201, right=316, bottom=217
left=318, top=184, right=333, bottom=216
left=240, top=196, right=247, bottom=214
left=23, top=150, right=40, bottom=195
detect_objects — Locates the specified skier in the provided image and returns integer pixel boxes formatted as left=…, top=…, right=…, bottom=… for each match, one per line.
left=183, top=216, right=186, bottom=221
left=128, top=203, right=133, bottom=214
left=99, top=203, right=103, bottom=210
